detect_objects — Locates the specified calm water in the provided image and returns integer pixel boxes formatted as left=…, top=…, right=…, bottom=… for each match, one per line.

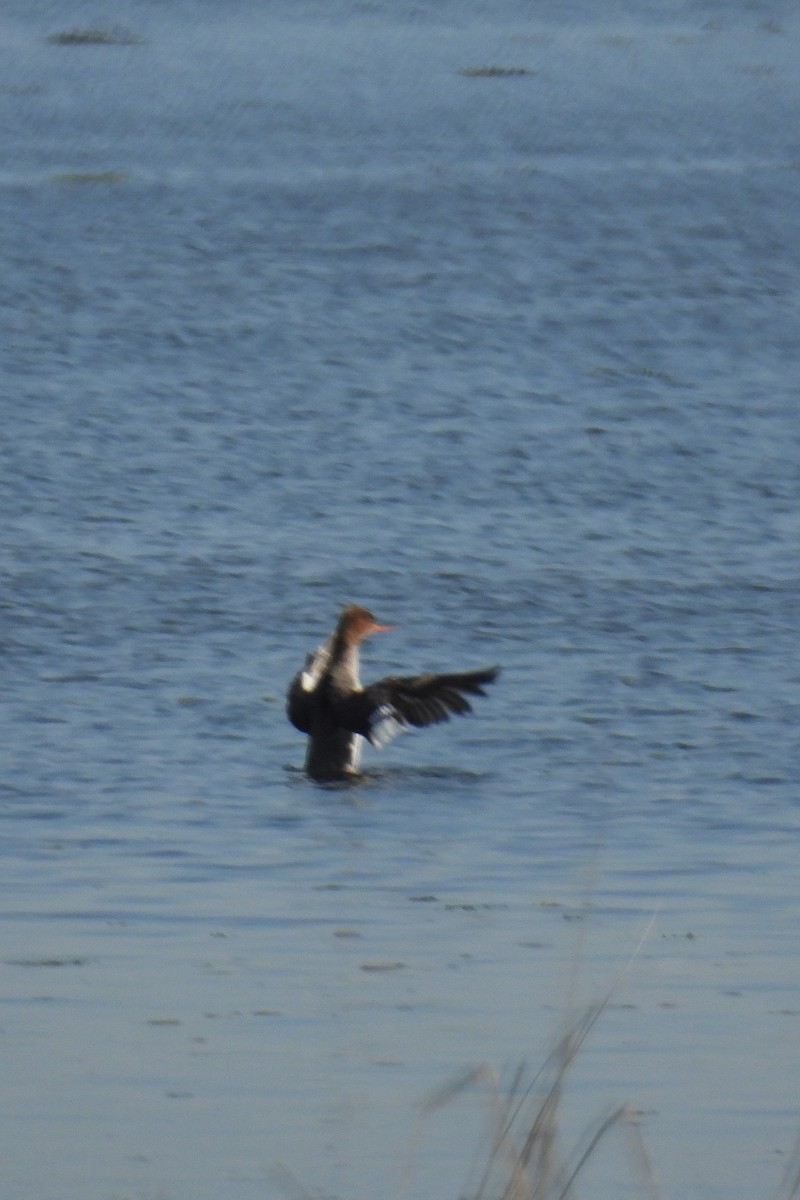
left=2, top=3, right=800, bottom=1198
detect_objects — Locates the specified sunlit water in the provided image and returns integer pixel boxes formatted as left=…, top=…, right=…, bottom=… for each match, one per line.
left=2, top=3, right=800, bottom=1199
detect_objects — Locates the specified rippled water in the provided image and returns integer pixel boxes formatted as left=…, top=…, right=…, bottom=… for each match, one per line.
left=2, top=3, right=800, bottom=1199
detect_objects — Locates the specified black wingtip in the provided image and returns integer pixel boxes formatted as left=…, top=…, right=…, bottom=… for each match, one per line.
left=467, top=665, right=500, bottom=694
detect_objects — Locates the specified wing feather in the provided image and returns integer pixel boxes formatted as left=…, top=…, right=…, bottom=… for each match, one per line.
left=286, top=639, right=333, bottom=733
left=336, top=666, right=499, bottom=748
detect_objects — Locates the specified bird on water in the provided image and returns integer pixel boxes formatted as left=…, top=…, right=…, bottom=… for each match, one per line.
left=286, top=603, right=499, bottom=782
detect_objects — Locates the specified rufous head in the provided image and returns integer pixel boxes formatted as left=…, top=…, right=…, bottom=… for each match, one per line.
left=337, top=603, right=394, bottom=644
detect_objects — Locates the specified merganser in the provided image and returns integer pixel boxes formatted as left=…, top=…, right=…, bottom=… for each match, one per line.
left=286, top=604, right=499, bottom=782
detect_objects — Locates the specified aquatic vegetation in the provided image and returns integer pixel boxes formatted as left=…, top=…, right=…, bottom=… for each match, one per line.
left=6, top=956, right=89, bottom=967
left=460, top=65, right=533, bottom=77
left=598, top=34, right=636, bottom=49
left=52, top=170, right=129, bottom=185
left=45, top=27, right=143, bottom=46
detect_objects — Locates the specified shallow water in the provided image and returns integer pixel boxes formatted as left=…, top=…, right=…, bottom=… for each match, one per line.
left=2, top=2, right=800, bottom=1198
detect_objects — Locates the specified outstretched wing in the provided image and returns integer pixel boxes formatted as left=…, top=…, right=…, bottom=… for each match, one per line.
left=285, top=639, right=333, bottom=733
left=337, top=666, right=499, bottom=749
left=286, top=670, right=313, bottom=732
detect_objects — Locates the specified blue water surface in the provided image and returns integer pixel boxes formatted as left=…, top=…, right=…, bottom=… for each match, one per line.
left=2, top=3, right=800, bottom=1199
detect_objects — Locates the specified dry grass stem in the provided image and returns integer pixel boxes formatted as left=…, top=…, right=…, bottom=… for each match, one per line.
left=416, top=994, right=664, bottom=1200
left=775, top=1128, right=800, bottom=1200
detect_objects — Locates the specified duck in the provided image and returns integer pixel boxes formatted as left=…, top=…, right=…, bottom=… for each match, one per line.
left=286, top=603, right=499, bottom=782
